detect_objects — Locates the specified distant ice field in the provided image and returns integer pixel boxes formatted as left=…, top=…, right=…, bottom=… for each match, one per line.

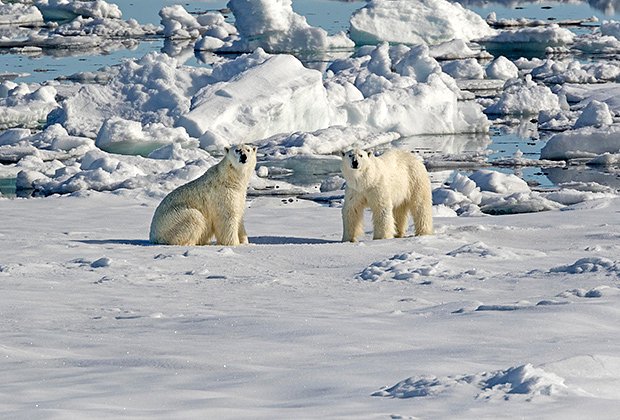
left=1, top=0, right=619, bottom=196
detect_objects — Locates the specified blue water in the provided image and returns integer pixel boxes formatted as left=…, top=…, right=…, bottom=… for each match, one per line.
left=4, top=0, right=617, bottom=84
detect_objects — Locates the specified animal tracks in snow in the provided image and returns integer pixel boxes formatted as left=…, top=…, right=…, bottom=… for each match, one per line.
left=550, top=257, right=620, bottom=276
left=373, top=363, right=572, bottom=401
left=356, top=241, right=544, bottom=282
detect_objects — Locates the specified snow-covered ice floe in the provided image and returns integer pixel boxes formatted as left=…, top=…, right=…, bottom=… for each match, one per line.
left=224, top=0, right=354, bottom=53
left=349, top=0, right=495, bottom=46
left=0, top=0, right=158, bottom=52
left=0, top=1, right=44, bottom=26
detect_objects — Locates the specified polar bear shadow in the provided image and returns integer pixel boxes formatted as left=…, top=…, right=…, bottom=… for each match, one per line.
left=249, top=236, right=338, bottom=245
left=77, top=239, right=153, bottom=246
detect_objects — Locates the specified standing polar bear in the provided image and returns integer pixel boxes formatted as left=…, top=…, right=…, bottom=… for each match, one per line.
left=150, top=144, right=257, bottom=246
left=341, top=148, right=433, bottom=242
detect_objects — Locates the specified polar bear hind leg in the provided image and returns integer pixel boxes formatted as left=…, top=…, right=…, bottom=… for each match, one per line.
left=411, top=200, right=433, bottom=236
left=152, top=207, right=211, bottom=246
left=393, top=202, right=410, bottom=238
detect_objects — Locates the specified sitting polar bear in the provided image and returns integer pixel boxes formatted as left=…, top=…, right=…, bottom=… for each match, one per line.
left=150, top=144, right=257, bottom=246
left=341, top=148, right=433, bottom=242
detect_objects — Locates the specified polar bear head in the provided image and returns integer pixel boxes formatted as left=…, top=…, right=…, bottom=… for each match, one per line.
left=341, top=148, right=374, bottom=188
left=225, top=144, right=257, bottom=170
left=341, top=148, right=373, bottom=171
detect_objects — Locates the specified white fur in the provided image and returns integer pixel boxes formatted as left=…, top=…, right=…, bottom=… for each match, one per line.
left=341, top=148, right=433, bottom=242
left=150, top=144, right=257, bottom=246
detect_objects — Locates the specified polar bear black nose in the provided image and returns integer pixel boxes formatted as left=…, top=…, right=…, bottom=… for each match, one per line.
left=239, top=153, right=247, bottom=163
left=351, top=159, right=359, bottom=169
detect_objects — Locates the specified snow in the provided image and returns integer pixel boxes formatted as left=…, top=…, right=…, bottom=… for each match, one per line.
left=373, top=363, right=570, bottom=399
left=2, top=0, right=620, bottom=417
left=225, top=0, right=354, bottom=53
left=34, top=0, right=122, bottom=20
left=159, top=5, right=236, bottom=42
left=178, top=52, right=331, bottom=150
left=0, top=1, right=44, bottom=26
left=573, top=100, right=614, bottom=129
left=0, top=83, right=59, bottom=130
left=541, top=126, right=620, bottom=160
left=485, top=56, right=519, bottom=80
left=480, top=24, right=575, bottom=51
left=349, top=0, right=494, bottom=46
left=95, top=117, right=194, bottom=156
left=485, top=75, right=561, bottom=116
left=1, top=193, right=620, bottom=418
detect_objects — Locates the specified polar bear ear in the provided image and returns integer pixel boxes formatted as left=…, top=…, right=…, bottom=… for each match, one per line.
left=341, top=150, right=346, bottom=157
left=252, top=146, right=257, bottom=153
left=367, top=151, right=372, bottom=157
left=224, top=147, right=230, bottom=153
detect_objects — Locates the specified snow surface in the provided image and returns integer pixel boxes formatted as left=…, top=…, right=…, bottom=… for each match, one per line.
left=1, top=192, right=620, bottom=418
left=349, top=0, right=495, bottom=46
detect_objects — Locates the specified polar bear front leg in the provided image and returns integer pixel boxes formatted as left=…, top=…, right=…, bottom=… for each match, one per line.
left=214, top=211, right=241, bottom=246
left=238, top=219, right=249, bottom=244
left=371, top=201, right=395, bottom=240
left=342, top=192, right=365, bottom=242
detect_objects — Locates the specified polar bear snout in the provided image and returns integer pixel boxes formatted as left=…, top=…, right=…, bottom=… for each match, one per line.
left=351, top=158, right=359, bottom=169
left=238, top=151, right=247, bottom=164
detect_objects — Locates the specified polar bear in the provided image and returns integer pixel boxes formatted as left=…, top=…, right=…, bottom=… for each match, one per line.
left=341, top=148, right=433, bottom=242
left=149, top=144, right=257, bottom=246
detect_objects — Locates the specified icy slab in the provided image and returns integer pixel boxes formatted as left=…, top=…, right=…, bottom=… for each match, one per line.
left=0, top=82, right=59, bottom=130
left=573, top=100, right=613, bottom=129
left=224, top=0, right=354, bottom=53
left=432, top=169, right=567, bottom=215
left=0, top=0, right=157, bottom=51
left=0, top=124, right=95, bottom=163
left=0, top=1, right=44, bottom=26
left=95, top=117, right=195, bottom=156
left=328, top=43, right=489, bottom=136
left=177, top=52, right=330, bottom=150
left=49, top=52, right=212, bottom=138
left=559, top=83, right=620, bottom=119
left=531, top=59, right=620, bottom=84
left=441, top=58, right=484, bottom=80
left=349, top=0, right=494, bottom=46
left=34, top=0, right=122, bottom=20
left=257, top=126, right=400, bottom=157
left=479, top=192, right=564, bottom=215
left=16, top=147, right=215, bottom=195
left=159, top=5, right=237, bottom=43
left=469, top=169, right=530, bottom=194
left=485, top=56, right=519, bottom=80
left=52, top=15, right=159, bottom=38
left=429, top=39, right=491, bottom=60
left=541, top=126, right=620, bottom=160
left=486, top=12, right=598, bottom=28
left=480, top=25, right=574, bottom=55
left=485, top=75, right=561, bottom=116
